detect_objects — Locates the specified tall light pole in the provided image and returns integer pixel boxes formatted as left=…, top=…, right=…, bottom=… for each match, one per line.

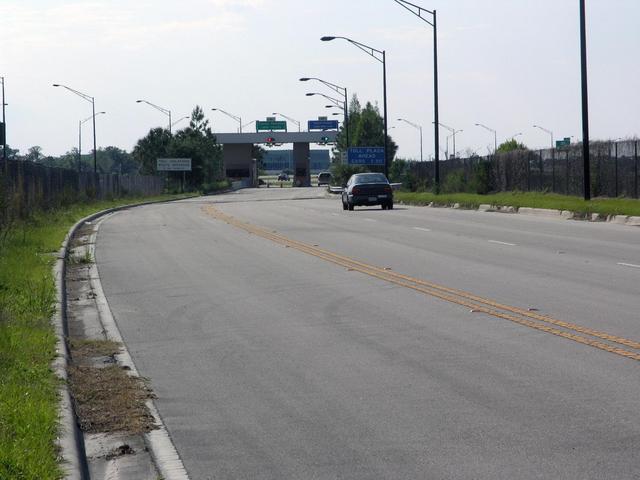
left=79, top=111, right=105, bottom=173
left=475, top=123, right=497, bottom=154
left=321, top=36, right=389, bottom=177
left=397, top=118, right=423, bottom=162
left=211, top=108, right=242, bottom=133
left=300, top=77, right=349, bottom=146
left=53, top=83, right=97, bottom=173
left=137, top=99, right=172, bottom=133
left=533, top=125, right=554, bottom=149
left=580, top=0, right=591, bottom=200
left=272, top=112, right=301, bottom=132
left=1, top=76, right=6, bottom=166
left=392, top=0, right=439, bottom=191
left=437, top=122, right=462, bottom=158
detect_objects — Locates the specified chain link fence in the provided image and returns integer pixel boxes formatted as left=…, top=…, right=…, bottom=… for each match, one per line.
left=405, top=140, right=639, bottom=197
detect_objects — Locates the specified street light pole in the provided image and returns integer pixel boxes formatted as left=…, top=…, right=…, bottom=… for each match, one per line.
left=321, top=36, right=389, bottom=177
left=79, top=111, right=106, bottom=173
left=397, top=118, right=423, bottom=162
left=300, top=77, right=349, bottom=146
left=392, top=0, right=439, bottom=191
left=580, top=0, right=591, bottom=200
left=53, top=83, right=98, bottom=173
left=533, top=124, right=554, bottom=149
left=437, top=122, right=462, bottom=158
left=136, top=99, right=172, bottom=133
left=1, top=76, right=5, bottom=166
left=211, top=108, right=242, bottom=133
left=475, top=123, right=497, bottom=154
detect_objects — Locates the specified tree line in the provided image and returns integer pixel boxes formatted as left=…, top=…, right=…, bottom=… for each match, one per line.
left=4, top=106, right=225, bottom=192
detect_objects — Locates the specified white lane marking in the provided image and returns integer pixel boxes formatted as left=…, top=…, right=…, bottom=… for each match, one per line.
left=617, top=262, right=640, bottom=269
left=331, top=213, right=340, bottom=216
left=413, top=227, right=432, bottom=232
left=488, top=240, right=517, bottom=246
left=363, top=218, right=377, bottom=222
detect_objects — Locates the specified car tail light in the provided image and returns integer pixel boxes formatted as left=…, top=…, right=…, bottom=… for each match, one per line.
left=352, top=186, right=361, bottom=194
left=384, top=185, right=392, bottom=193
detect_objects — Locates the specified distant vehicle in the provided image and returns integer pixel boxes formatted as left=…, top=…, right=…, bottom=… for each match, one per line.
left=277, top=172, right=289, bottom=181
left=317, top=171, right=332, bottom=186
left=341, top=173, right=394, bottom=211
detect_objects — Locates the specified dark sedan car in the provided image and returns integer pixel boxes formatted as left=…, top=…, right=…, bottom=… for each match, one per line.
left=341, top=173, right=394, bottom=210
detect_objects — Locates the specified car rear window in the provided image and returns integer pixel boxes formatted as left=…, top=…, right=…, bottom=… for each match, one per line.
left=354, top=173, right=388, bottom=184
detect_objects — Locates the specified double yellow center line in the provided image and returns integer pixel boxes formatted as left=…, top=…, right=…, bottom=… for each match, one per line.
left=205, top=205, right=640, bottom=363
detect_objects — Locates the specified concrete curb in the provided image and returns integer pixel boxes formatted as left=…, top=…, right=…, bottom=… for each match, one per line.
left=91, top=215, right=190, bottom=479
left=54, top=196, right=198, bottom=479
left=54, top=228, right=89, bottom=480
left=401, top=200, right=640, bottom=227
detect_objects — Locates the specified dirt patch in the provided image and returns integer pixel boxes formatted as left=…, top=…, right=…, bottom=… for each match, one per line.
left=68, top=364, right=157, bottom=434
left=69, top=338, right=121, bottom=359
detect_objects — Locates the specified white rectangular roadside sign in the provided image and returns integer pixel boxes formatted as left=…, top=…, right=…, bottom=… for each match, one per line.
left=157, top=158, right=192, bottom=171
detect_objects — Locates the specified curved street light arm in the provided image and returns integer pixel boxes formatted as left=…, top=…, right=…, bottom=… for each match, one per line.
left=532, top=124, right=552, bottom=136
left=533, top=124, right=554, bottom=148
left=212, top=108, right=240, bottom=123
left=300, top=77, right=346, bottom=96
left=272, top=112, right=300, bottom=129
left=81, top=111, right=106, bottom=125
left=398, top=118, right=421, bottom=130
left=322, top=36, right=384, bottom=63
left=171, top=115, right=190, bottom=127
left=475, top=123, right=495, bottom=135
left=392, top=0, right=435, bottom=27
left=211, top=108, right=242, bottom=132
left=241, top=120, right=257, bottom=130
left=53, top=83, right=93, bottom=103
left=137, top=100, right=170, bottom=116
left=306, top=92, right=342, bottom=108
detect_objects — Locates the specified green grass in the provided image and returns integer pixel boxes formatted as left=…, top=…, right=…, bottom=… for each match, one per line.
left=0, top=193, right=196, bottom=479
left=395, top=191, right=640, bottom=217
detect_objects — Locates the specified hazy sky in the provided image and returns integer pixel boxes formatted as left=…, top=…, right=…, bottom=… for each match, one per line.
left=1, top=0, right=638, bottom=159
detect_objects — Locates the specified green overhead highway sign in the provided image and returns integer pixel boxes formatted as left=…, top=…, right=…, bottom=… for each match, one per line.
left=256, top=120, right=287, bottom=132
left=555, top=137, right=571, bottom=148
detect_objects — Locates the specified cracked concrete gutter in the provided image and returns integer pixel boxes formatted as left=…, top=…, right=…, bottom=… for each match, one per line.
left=53, top=198, right=195, bottom=480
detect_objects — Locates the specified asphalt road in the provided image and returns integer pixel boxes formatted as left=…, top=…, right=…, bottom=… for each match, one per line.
left=96, top=188, right=640, bottom=479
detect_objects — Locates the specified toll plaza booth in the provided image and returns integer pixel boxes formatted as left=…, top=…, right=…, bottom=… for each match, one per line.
left=215, top=122, right=338, bottom=187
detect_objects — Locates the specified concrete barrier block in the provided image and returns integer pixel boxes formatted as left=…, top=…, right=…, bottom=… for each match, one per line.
left=518, top=207, right=562, bottom=217
left=611, top=215, right=629, bottom=225
left=478, top=204, right=493, bottom=212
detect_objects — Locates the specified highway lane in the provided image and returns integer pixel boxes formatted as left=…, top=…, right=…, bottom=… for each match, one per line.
left=96, top=188, right=640, bottom=479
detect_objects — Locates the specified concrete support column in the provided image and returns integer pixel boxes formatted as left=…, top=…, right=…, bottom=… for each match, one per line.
left=293, top=142, right=310, bottom=187
left=223, top=143, right=254, bottom=178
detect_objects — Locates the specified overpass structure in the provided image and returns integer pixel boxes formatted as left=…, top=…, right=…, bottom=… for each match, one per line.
left=215, top=131, right=338, bottom=187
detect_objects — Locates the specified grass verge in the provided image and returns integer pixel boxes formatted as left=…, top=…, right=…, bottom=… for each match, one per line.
left=395, top=191, right=640, bottom=217
left=0, top=193, right=197, bottom=480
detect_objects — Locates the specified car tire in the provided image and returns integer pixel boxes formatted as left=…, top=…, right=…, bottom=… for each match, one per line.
left=388, top=201, right=394, bottom=210
left=348, top=202, right=354, bottom=211
left=381, top=203, right=387, bottom=210
left=342, top=200, right=348, bottom=211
